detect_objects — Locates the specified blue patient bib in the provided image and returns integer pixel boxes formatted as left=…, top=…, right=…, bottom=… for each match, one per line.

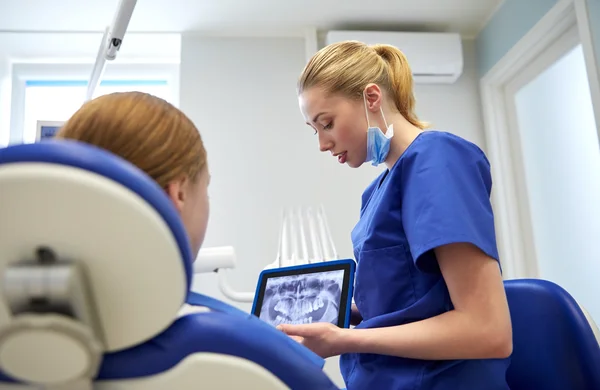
left=340, top=131, right=510, bottom=390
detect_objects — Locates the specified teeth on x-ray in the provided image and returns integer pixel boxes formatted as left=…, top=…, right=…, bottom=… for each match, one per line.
left=259, top=270, right=344, bottom=327
left=273, top=296, right=324, bottom=316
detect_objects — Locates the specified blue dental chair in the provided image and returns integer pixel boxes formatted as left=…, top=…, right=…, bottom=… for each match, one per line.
left=0, top=140, right=339, bottom=390
left=504, top=279, right=600, bottom=390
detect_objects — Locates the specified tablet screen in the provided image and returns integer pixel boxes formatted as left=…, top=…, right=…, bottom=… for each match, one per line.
left=258, top=270, right=344, bottom=326
left=252, top=260, right=355, bottom=328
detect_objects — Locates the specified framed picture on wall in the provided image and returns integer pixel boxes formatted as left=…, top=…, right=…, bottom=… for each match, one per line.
left=36, top=120, right=64, bottom=142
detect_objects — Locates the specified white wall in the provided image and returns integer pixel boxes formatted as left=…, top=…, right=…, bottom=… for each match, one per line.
left=180, top=35, right=484, bottom=385
left=414, top=40, right=486, bottom=147
left=514, top=43, right=600, bottom=324
left=0, top=58, right=11, bottom=147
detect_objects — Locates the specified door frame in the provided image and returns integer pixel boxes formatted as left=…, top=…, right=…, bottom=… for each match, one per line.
left=480, top=0, right=600, bottom=280
left=502, top=25, right=582, bottom=279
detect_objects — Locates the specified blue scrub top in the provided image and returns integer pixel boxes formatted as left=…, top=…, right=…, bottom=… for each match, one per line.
left=340, top=131, right=510, bottom=390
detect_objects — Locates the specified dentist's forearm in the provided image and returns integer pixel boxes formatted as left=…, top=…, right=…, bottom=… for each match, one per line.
left=340, top=309, right=512, bottom=360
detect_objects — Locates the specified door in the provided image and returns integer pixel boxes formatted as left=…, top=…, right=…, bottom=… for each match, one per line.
left=504, top=25, right=600, bottom=324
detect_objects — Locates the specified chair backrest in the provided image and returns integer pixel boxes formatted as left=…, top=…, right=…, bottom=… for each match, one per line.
left=504, top=279, right=600, bottom=390
left=0, top=140, right=337, bottom=390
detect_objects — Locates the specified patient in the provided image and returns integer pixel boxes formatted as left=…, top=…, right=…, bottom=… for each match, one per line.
left=57, top=92, right=210, bottom=315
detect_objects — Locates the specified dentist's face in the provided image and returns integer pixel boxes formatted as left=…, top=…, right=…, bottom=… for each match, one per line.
left=299, top=87, right=368, bottom=168
left=166, top=167, right=210, bottom=259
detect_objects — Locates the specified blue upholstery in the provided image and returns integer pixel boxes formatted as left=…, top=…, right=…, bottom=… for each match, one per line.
left=185, top=291, right=327, bottom=369
left=0, top=140, right=338, bottom=389
left=96, top=311, right=336, bottom=388
left=505, top=279, right=600, bottom=390
left=2, top=292, right=334, bottom=387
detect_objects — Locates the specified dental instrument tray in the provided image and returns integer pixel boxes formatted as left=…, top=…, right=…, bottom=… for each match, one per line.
left=251, top=259, right=355, bottom=328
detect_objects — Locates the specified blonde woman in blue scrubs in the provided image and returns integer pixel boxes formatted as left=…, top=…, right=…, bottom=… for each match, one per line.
left=278, top=41, right=513, bottom=390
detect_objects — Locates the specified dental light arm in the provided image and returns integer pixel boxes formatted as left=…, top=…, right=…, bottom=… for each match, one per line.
left=194, top=206, right=340, bottom=304
left=86, top=0, right=137, bottom=101
left=193, top=246, right=255, bottom=302
left=194, top=246, right=237, bottom=273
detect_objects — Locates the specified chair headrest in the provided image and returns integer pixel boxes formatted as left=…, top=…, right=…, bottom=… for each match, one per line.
left=0, top=140, right=193, bottom=352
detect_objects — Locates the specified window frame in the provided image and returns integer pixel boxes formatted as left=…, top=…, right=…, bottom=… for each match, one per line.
left=9, top=62, right=180, bottom=145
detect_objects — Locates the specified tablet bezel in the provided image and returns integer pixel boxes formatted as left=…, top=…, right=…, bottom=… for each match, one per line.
left=251, top=259, right=356, bottom=328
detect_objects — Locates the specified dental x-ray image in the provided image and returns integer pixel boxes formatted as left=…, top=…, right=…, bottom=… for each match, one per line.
left=259, top=270, right=344, bottom=326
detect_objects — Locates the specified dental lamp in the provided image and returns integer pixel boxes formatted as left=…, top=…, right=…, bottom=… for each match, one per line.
left=194, top=205, right=340, bottom=303
left=86, top=0, right=137, bottom=101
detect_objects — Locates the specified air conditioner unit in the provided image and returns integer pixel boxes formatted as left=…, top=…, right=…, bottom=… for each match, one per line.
left=325, top=31, right=463, bottom=84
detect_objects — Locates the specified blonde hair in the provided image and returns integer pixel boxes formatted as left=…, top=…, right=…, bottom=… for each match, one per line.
left=56, top=91, right=206, bottom=188
left=298, top=40, right=428, bottom=129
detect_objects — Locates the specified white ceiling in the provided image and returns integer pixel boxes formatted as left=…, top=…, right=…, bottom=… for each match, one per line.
left=0, top=0, right=502, bottom=37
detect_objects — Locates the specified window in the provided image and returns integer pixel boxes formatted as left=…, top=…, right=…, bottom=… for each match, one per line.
left=22, top=79, right=172, bottom=143
left=9, top=63, right=179, bottom=144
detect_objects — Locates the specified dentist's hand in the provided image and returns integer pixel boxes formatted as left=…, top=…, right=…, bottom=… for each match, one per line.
left=277, top=322, right=348, bottom=359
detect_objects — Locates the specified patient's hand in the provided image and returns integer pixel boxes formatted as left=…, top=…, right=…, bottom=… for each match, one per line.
left=350, top=303, right=362, bottom=326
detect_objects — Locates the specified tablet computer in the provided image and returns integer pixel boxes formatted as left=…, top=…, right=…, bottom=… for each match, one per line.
left=251, top=259, right=355, bottom=328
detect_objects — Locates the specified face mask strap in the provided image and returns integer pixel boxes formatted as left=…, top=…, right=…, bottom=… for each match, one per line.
left=363, top=90, right=389, bottom=131
left=363, top=92, right=371, bottom=130
left=379, top=107, right=389, bottom=130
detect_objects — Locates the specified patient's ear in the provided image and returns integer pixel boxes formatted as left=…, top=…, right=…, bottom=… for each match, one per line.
left=165, top=176, right=188, bottom=213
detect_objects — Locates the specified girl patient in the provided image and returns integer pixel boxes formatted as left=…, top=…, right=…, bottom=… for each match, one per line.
left=53, top=92, right=335, bottom=388
left=57, top=91, right=211, bottom=280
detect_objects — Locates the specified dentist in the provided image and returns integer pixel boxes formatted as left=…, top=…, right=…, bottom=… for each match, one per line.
left=278, top=40, right=513, bottom=390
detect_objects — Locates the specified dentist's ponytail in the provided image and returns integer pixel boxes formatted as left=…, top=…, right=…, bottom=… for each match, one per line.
left=372, top=44, right=429, bottom=129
